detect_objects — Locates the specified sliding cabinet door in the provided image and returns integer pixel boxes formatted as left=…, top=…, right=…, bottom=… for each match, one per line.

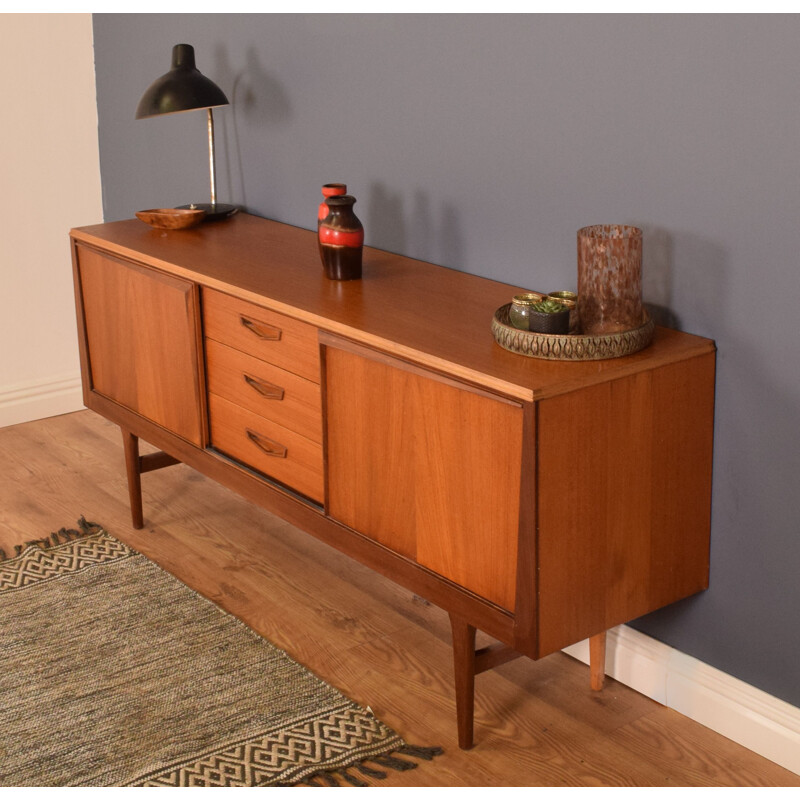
left=324, top=339, right=523, bottom=611
left=75, top=245, right=204, bottom=446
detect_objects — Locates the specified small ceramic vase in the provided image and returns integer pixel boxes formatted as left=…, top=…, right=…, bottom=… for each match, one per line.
left=318, top=183, right=347, bottom=225
left=317, top=183, right=347, bottom=261
left=319, top=195, right=364, bottom=281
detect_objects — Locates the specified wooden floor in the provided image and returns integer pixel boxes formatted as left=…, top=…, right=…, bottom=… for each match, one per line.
left=1, top=409, right=798, bottom=787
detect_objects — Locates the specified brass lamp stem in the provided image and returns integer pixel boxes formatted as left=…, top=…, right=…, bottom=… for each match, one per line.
left=207, top=107, right=217, bottom=207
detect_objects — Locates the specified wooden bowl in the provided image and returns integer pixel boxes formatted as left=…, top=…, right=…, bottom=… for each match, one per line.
left=135, top=208, right=206, bottom=230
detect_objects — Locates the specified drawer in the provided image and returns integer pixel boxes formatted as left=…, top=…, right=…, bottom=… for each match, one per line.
left=208, top=393, right=324, bottom=504
left=203, top=288, right=320, bottom=382
left=206, top=339, right=322, bottom=444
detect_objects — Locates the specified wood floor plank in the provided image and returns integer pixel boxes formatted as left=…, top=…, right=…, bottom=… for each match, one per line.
left=1, top=410, right=797, bottom=787
left=316, top=626, right=664, bottom=786
left=610, top=708, right=800, bottom=787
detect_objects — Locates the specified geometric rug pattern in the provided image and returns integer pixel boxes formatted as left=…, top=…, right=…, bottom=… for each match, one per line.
left=0, top=520, right=440, bottom=786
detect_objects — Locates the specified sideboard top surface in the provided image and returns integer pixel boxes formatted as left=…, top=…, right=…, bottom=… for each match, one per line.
left=72, top=214, right=715, bottom=401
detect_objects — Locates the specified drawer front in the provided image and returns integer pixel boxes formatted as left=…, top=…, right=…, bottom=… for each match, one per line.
left=203, top=288, right=320, bottom=382
left=208, top=393, right=323, bottom=504
left=206, top=339, right=322, bottom=444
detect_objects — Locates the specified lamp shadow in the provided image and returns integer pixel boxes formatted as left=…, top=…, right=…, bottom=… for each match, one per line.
left=213, top=45, right=292, bottom=211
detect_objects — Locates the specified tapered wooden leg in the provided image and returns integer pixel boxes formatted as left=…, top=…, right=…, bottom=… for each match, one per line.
left=590, top=631, right=607, bottom=691
left=449, top=613, right=477, bottom=750
left=122, top=429, right=144, bottom=529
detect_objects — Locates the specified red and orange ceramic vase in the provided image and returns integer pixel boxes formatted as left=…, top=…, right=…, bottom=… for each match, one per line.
left=319, top=195, right=364, bottom=281
left=317, top=183, right=347, bottom=259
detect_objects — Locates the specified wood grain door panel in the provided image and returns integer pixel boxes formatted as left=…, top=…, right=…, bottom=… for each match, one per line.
left=413, top=376, right=524, bottom=611
left=324, top=349, right=417, bottom=559
left=76, top=246, right=204, bottom=446
left=325, top=340, right=523, bottom=610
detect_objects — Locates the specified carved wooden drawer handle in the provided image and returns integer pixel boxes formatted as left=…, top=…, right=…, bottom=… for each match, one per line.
left=246, top=429, right=287, bottom=458
left=240, top=315, right=282, bottom=341
left=243, top=373, right=285, bottom=401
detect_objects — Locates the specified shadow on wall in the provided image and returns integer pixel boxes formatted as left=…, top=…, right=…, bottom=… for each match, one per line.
left=669, top=230, right=727, bottom=339
left=630, top=224, right=800, bottom=708
left=637, top=224, right=681, bottom=330
left=214, top=45, right=292, bottom=210
left=630, top=324, right=800, bottom=705
left=367, top=182, right=407, bottom=255
left=440, top=203, right=464, bottom=273
left=366, top=183, right=465, bottom=271
left=635, top=226, right=727, bottom=335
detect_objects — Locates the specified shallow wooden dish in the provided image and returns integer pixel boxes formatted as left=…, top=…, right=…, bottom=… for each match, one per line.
left=492, top=303, right=655, bottom=361
left=135, top=208, right=206, bottom=230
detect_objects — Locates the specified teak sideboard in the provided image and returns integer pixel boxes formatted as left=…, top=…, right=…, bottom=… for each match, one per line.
left=70, top=214, right=716, bottom=749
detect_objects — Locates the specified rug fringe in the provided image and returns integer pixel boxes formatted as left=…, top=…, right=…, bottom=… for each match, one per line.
left=0, top=517, right=103, bottom=562
left=372, top=754, right=418, bottom=771
left=338, top=769, right=369, bottom=787
left=293, top=744, right=444, bottom=787
left=355, top=762, right=387, bottom=780
left=397, top=744, right=442, bottom=761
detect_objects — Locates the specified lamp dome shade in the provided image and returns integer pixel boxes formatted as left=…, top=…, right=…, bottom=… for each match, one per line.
left=135, top=43, right=229, bottom=119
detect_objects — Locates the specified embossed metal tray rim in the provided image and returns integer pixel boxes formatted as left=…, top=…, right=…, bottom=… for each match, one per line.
left=491, top=303, right=655, bottom=362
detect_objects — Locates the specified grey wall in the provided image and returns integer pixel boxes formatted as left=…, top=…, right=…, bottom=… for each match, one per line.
left=93, top=14, right=800, bottom=708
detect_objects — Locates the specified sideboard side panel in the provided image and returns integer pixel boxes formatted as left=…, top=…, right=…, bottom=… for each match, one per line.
left=536, top=351, right=715, bottom=656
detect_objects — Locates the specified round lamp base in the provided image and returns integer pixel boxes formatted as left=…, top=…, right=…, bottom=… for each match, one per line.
left=177, top=202, right=238, bottom=222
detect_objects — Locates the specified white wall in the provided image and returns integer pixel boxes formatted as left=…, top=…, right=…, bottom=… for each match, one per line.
left=0, top=14, right=102, bottom=428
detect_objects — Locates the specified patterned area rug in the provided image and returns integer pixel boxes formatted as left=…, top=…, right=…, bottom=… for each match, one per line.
left=0, top=519, right=441, bottom=787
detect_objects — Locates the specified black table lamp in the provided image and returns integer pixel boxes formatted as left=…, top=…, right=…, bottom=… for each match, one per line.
left=136, top=43, right=237, bottom=221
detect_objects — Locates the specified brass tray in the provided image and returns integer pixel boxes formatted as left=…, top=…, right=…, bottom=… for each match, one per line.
left=491, top=303, right=655, bottom=362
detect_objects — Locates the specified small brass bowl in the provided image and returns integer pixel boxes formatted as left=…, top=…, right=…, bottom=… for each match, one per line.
left=548, top=296, right=576, bottom=311
left=135, top=208, right=206, bottom=230
left=512, top=292, right=546, bottom=304
left=548, top=290, right=578, bottom=304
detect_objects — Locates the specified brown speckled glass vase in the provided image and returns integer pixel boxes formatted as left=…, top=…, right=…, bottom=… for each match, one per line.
left=577, top=225, right=643, bottom=335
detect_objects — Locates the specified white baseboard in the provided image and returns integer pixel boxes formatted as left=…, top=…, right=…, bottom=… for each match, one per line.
left=0, top=372, right=85, bottom=429
left=563, top=625, right=800, bottom=776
